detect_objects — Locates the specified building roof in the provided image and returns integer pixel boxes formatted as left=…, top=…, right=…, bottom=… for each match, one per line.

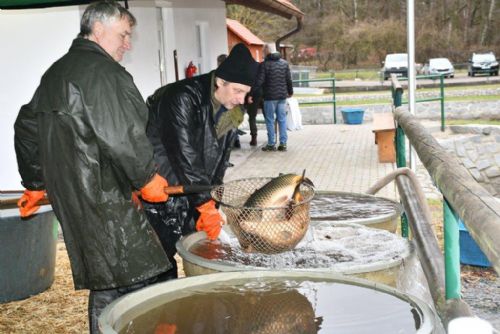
left=226, top=18, right=264, bottom=45
left=223, top=0, right=304, bottom=20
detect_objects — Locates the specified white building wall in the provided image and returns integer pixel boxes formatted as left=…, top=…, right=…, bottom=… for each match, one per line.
left=0, top=7, right=81, bottom=190
left=162, top=5, right=228, bottom=82
left=0, top=0, right=228, bottom=190
left=122, top=4, right=162, bottom=100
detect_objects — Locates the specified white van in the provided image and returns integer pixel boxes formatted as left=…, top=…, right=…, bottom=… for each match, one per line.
left=382, top=53, right=408, bottom=80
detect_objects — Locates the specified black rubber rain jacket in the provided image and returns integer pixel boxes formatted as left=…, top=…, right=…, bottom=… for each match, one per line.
left=14, top=38, right=170, bottom=290
left=146, top=72, right=236, bottom=228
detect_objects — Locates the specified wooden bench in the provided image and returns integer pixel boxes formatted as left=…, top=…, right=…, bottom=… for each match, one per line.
left=372, top=112, right=396, bottom=163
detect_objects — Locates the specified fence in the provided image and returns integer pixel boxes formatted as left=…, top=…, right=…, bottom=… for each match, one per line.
left=292, top=78, right=337, bottom=124
left=390, top=75, right=500, bottom=301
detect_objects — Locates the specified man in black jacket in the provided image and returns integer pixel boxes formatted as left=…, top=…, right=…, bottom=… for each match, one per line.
left=255, top=43, right=294, bottom=152
left=14, top=1, right=171, bottom=332
left=145, top=43, right=258, bottom=277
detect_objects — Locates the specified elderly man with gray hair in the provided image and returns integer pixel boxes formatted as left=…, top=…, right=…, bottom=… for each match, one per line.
left=14, top=1, right=172, bottom=332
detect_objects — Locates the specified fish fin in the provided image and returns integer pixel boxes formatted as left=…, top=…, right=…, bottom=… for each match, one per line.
left=285, top=200, right=294, bottom=220
left=300, top=169, right=315, bottom=188
left=302, top=177, right=315, bottom=188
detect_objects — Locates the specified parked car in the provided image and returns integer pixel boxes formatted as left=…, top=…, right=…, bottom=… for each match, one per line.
left=382, top=53, right=408, bottom=80
left=422, top=58, right=455, bottom=78
left=468, top=52, right=499, bottom=76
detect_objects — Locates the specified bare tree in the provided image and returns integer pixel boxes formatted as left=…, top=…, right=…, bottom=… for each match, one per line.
left=480, top=0, right=496, bottom=45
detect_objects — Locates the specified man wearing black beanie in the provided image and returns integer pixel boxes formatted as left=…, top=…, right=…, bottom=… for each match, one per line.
left=144, top=43, right=258, bottom=278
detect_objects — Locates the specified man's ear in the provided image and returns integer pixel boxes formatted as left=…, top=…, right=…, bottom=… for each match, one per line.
left=214, top=77, right=224, bottom=88
left=92, top=21, right=104, bottom=40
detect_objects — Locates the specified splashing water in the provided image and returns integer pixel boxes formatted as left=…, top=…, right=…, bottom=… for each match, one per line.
left=189, top=221, right=410, bottom=272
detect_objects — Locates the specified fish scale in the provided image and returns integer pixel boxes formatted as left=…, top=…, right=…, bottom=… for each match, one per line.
left=244, top=174, right=312, bottom=208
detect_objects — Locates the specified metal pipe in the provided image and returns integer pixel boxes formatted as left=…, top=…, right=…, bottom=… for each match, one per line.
left=406, top=0, right=417, bottom=172
left=275, top=16, right=303, bottom=54
left=173, top=49, right=179, bottom=81
left=332, top=79, right=337, bottom=124
left=440, top=75, right=445, bottom=131
left=443, top=199, right=461, bottom=299
left=396, top=175, right=472, bottom=327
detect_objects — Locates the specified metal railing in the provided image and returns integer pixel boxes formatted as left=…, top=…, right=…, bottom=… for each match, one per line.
left=392, top=74, right=446, bottom=131
left=390, top=75, right=500, bottom=302
left=292, top=78, right=337, bottom=124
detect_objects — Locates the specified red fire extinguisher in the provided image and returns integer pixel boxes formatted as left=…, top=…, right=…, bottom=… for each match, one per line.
left=185, top=61, right=197, bottom=78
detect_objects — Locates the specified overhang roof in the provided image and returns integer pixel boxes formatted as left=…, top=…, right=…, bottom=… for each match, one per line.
left=0, top=0, right=304, bottom=21
left=0, top=0, right=92, bottom=9
left=226, top=18, right=264, bottom=45
left=223, top=0, right=303, bottom=20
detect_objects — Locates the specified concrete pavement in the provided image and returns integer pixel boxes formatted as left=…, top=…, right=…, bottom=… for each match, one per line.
left=224, top=123, right=398, bottom=200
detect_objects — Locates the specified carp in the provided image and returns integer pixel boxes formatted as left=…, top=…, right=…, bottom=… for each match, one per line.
left=244, top=172, right=314, bottom=208
left=237, top=171, right=314, bottom=253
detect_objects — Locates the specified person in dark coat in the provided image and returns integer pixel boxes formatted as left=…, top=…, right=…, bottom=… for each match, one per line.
left=246, top=62, right=264, bottom=146
left=255, top=43, right=293, bottom=152
left=13, top=1, right=171, bottom=332
left=145, top=43, right=258, bottom=276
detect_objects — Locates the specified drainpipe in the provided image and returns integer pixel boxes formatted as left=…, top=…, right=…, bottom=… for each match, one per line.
left=275, top=16, right=303, bottom=56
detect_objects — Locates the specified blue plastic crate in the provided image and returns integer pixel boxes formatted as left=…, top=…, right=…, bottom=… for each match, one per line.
left=341, top=108, right=364, bottom=124
left=458, top=220, right=491, bottom=267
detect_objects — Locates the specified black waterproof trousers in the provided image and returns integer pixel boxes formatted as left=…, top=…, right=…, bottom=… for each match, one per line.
left=88, top=271, right=174, bottom=333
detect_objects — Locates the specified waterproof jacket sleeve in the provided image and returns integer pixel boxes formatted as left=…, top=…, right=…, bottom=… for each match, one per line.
left=87, top=68, right=156, bottom=190
left=14, top=88, right=45, bottom=190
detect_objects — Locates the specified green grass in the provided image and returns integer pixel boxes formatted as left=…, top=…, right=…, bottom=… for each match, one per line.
left=316, top=70, right=380, bottom=81
left=398, top=94, right=500, bottom=104
left=296, top=88, right=500, bottom=107
left=447, top=119, right=500, bottom=125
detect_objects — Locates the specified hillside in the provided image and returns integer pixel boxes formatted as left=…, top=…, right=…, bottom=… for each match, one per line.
left=227, top=0, right=499, bottom=70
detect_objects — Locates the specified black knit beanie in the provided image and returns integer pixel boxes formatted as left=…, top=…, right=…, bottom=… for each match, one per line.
left=215, top=43, right=258, bottom=86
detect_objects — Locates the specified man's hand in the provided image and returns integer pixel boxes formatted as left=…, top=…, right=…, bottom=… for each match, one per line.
left=17, top=190, right=46, bottom=218
left=196, top=200, right=223, bottom=240
left=140, top=173, right=169, bottom=203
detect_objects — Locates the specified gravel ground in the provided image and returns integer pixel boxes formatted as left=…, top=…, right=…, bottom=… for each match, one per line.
left=461, top=268, right=500, bottom=329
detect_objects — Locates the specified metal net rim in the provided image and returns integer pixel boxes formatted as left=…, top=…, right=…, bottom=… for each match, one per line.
left=210, top=177, right=315, bottom=210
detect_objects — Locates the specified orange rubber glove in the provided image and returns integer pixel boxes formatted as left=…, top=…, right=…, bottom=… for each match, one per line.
left=17, top=190, right=46, bottom=218
left=140, top=173, right=169, bottom=203
left=155, top=323, right=177, bottom=334
left=131, top=191, right=143, bottom=210
left=196, top=200, right=223, bottom=240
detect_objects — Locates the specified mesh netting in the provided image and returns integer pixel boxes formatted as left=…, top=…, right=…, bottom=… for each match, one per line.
left=229, top=289, right=319, bottom=333
left=211, top=177, right=315, bottom=254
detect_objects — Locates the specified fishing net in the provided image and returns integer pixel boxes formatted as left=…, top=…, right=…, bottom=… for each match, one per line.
left=211, top=177, right=315, bottom=254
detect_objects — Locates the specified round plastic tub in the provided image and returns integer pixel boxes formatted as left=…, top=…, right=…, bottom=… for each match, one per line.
left=177, top=221, right=413, bottom=287
left=0, top=195, right=58, bottom=303
left=310, top=191, right=402, bottom=232
left=98, top=271, right=437, bottom=334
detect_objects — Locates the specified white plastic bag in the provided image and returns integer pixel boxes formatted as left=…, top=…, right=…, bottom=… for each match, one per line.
left=286, top=97, right=303, bottom=130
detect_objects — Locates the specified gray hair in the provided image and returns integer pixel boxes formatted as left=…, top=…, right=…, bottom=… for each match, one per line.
left=264, top=43, right=277, bottom=55
left=78, top=0, right=136, bottom=38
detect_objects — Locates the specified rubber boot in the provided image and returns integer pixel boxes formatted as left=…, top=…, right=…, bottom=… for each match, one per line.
left=250, top=134, right=257, bottom=146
